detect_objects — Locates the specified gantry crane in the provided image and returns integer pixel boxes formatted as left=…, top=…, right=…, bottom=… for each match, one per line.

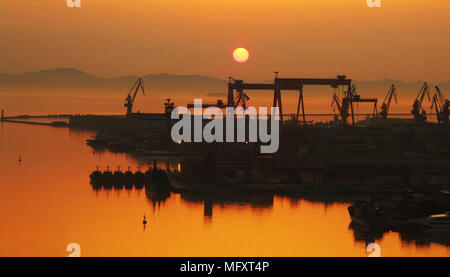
left=124, top=78, right=145, bottom=115
left=186, top=77, right=244, bottom=110
left=346, top=83, right=378, bottom=123
left=431, top=86, right=449, bottom=124
left=379, top=84, right=398, bottom=120
left=227, top=75, right=353, bottom=123
left=330, top=83, right=378, bottom=125
left=411, top=82, right=430, bottom=122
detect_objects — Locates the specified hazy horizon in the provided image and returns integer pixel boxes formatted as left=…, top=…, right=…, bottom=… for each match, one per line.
left=1, top=67, right=449, bottom=85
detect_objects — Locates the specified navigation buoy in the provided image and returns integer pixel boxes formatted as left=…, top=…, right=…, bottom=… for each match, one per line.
left=143, top=214, right=147, bottom=225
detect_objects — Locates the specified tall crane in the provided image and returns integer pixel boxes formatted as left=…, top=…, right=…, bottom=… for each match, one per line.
left=379, top=84, right=398, bottom=120
left=331, top=83, right=378, bottom=125
left=431, top=86, right=449, bottom=124
left=229, top=77, right=250, bottom=108
left=234, top=90, right=250, bottom=109
left=331, top=93, right=341, bottom=112
left=124, top=78, right=145, bottom=115
left=343, top=83, right=378, bottom=123
left=331, top=92, right=354, bottom=125
left=331, top=92, right=350, bottom=124
left=411, top=82, right=430, bottom=122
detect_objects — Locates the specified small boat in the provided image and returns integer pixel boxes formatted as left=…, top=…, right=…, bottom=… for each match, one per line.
left=89, top=166, right=103, bottom=188
left=113, top=166, right=125, bottom=188
left=124, top=167, right=134, bottom=189
left=410, top=212, right=450, bottom=230
left=90, top=166, right=103, bottom=181
left=145, top=160, right=170, bottom=188
left=135, top=167, right=146, bottom=185
left=103, top=166, right=114, bottom=188
left=428, top=212, right=450, bottom=227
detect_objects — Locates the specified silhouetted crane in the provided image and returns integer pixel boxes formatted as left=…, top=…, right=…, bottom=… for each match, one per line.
left=234, top=90, right=250, bottom=109
left=431, top=86, right=449, bottom=124
left=379, top=85, right=398, bottom=120
left=124, top=78, right=145, bottom=115
left=411, top=82, right=430, bottom=122
left=331, top=93, right=350, bottom=124
left=229, top=77, right=250, bottom=108
left=343, top=83, right=378, bottom=123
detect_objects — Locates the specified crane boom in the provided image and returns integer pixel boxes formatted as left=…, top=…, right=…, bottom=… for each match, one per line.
left=124, top=78, right=145, bottom=115
left=417, top=82, right=430, bottom=106
left=430, top=86, right=449, bottom=124
left=331, top=92, right=351, bottom=124
left=434, top=86, right=446, bottom=107
left=386, top=85, right=397, bottom=107
left=380, top=84, right=397, bottom=120
left=234, top=90, right=250, bottom=108
left=331, top=93, right=341, bottom=111
left=411, top=82, right=430, bottom=122
left=431, top=95, right=440, bottom=118
left=435, top=86, right=444, bottom=99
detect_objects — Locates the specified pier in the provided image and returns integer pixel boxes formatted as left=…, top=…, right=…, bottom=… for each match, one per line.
left=0, top=113, right=70, bottom=127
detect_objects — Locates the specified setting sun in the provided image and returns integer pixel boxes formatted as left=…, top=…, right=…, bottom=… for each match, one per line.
left=233, top=47, right=249, bottom=63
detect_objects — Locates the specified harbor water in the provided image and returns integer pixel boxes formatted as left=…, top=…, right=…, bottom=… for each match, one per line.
left=0, top=122, right=449, bottom=256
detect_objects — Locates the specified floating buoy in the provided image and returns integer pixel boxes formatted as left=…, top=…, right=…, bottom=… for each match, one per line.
left=143, top=214, right=147, bottom=225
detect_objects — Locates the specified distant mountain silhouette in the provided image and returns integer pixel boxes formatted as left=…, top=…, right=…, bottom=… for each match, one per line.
left=0, top=68, right=227, bottom=93
left=352, top=79, right=450, bottom=98
left=0, top=68, right=101, bottom=89
left=0, top=68, right=448, bottom=98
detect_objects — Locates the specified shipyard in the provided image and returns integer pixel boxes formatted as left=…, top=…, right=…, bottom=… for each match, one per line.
left=2, top=0, right=450, bottom=264
left=2, top=73, right=449, bottom=246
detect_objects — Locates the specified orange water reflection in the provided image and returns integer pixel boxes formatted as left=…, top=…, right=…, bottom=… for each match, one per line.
left=0, top=122, right=449, bottom=257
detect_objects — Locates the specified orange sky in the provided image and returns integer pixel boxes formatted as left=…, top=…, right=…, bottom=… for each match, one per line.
left=1, top=0, right=449, bottom=82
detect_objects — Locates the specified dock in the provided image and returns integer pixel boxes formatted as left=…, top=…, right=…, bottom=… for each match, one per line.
left=0, top=115, right=69, bottom=127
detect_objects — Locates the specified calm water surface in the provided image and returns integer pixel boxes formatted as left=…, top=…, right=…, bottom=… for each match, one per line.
left=1, top=122, right=449, bottom=257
